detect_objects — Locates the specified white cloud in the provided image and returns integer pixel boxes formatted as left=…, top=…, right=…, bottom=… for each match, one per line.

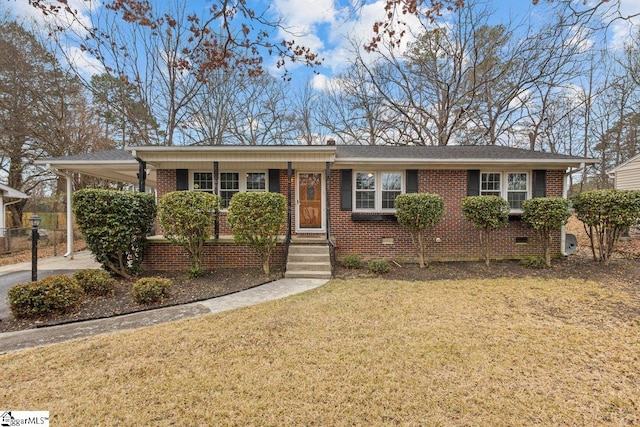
left=606, top=0, right=640, bottom=49
left=3, top=0, right=103, bottom=77
left=311, top=73, right=331, bottom=91
left=3, top=0, right=99, bottom=37
left=62, top=45, right=105, bottom=77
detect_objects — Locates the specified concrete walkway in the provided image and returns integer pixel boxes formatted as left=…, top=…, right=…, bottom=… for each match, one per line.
left=0, top=251, right=328, bottom=353
left=0, top=250, right=101, bottom=274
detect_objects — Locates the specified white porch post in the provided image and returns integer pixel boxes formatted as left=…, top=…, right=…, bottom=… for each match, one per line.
left=64, top=173, right=74, bottom=258
left=0, top=195, right=4, bottom=237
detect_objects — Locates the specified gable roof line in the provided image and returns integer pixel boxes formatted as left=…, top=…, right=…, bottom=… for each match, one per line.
left=609, top=152, right=640, bottom=174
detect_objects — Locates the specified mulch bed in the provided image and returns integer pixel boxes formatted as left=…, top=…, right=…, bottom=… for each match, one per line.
left=1, top=218, right=639, bottom=334
left=0, top=268, right=279, bottom=333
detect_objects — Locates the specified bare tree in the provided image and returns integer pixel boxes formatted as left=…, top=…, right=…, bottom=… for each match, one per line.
left=316, top=42, right=396, bottom=145
left=226, top=74, right=297, bottom=145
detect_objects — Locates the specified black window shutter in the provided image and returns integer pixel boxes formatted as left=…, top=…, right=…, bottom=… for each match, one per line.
left=467, top=170, right=480, bottom=196
left=341, top=169, right=352, bottom=210
left=176, top=169, right=189, bottom=191
left=533, top=170, right=546, bottom=198
left=268, top=169, right=280, bottom=193
left=406, top=170, right=418, bottom=193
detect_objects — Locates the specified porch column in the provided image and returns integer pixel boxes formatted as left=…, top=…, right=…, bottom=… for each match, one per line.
left=0, top=195, right=4, bottom=238
left=64, top=173, right=74, bottom=258
left=287, top=161, right=292, bottom=242
left=136, top=158, right=146, bottom=192
left=213, top=161, right=219, bottom=239
left=325, top=161, right=331, bottom=241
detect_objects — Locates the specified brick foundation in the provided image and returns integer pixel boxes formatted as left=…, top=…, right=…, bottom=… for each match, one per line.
left=142, top=239, right=287, bottom=272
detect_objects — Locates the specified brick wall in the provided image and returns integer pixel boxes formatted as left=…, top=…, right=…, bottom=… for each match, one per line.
left=142, top=239, right=287, bottom=271
left=149, top=167, right=567, bottom=269
left=330, top=169, right=566, bottom=263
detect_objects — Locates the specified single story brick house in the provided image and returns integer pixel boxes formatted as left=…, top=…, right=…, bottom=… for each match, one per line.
left=39, top=144, right=595, bottom=277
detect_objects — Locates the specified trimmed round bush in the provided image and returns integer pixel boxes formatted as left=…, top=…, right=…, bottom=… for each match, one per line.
left=368, top=260, right=391, bottom=275
left=8, top=275, right=84, bottom=319
left=341, top=254, right=363, bottom=269
left=131, top=277, right=173, bottom=305
left=73, top=269, right=117, bottom=296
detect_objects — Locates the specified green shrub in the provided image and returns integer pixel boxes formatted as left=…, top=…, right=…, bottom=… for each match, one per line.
left=522, top=197, right=571, bottom=267
left=131, top=277, right=172, bottom=305
left=341, top=254, right=363, bottom=269
left=462, top=196, right=510, bottom=266
left=73, top=269, right=117, bottom=296
left=73, top=189, right=156, bottom=278
left=572, top=189, right=640, bottom=265
left=8, top=275, right=83, bottom=319
left=227, top=192, right=286, bottom=276
left=519, top=256, right=547, bottom=269
left=158, top=191, right=222, bottom=277
left=395, top=193, right=445, bottom=268
left=368, top=260, right=390, bottom=275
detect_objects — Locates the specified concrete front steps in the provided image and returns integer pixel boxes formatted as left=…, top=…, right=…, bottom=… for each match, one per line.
left=285, top=244, right=332, bottom=279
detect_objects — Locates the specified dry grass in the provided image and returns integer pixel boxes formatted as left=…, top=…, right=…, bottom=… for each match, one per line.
left=1, top=277, right=639, bottom=426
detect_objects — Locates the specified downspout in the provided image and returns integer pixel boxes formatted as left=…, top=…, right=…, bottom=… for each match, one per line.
left=50, top=168, right=74, bottom=258
left=561, top=162, right=584, bottom=256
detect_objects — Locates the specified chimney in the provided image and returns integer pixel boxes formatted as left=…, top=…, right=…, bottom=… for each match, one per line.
left=326, top=138, right=336, bottom=146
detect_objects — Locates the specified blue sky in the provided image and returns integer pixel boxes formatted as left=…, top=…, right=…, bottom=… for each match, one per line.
left=3, top=0, right=640, bottom=88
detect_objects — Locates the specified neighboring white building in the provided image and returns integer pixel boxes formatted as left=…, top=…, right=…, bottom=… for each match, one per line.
left=0, top=183, right=28, bottom=236
left=610, top=154, right=640, bottom=190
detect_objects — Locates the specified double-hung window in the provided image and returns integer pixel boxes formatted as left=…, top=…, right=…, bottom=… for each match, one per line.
left=220, top=171, right=266, bottom=208
left=192, top=171, right=267, bottom=208
left=506, top=172, right=528, bottom=211
left=480, top=172, right=529, bottom=211
left=355, top=171, right=403, bottom=211
left=219, top=172, right=240, bottom=208
left=193, top=172, right=214, bottom=193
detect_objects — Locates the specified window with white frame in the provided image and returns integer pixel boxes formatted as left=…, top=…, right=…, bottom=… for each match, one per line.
left=219, top=171, right=266, bottom=208
left=192, top=170, right=267, bottom=208
left=506, top=172, right=528, bottom=210
left=480, top=172, right=529, bottom=211
left=355, top=171, right=403, bottom=211
left=219, top=172, right=240, bottom=208
left=193, top=172, right=214, bottom=193
left=245, top=172, right=266, bottom=191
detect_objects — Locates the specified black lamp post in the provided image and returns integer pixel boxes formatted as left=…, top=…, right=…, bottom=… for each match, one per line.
left=30, top=214, right=41, bottom=282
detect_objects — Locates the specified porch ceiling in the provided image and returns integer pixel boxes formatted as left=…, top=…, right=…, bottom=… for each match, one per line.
left=35, top=150, right=157, bottom=188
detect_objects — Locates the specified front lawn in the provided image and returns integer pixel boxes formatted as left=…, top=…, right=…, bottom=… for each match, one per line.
left=1, top=277, right=639, bottom=425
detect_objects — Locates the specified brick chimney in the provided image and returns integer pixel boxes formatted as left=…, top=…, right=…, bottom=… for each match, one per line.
left=326, top=138, right=336, bottom=146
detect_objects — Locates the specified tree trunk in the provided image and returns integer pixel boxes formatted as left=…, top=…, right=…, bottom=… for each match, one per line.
left=417, top=232, right=426, bottom=268
left=263, top=257, right=270, bottom=277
